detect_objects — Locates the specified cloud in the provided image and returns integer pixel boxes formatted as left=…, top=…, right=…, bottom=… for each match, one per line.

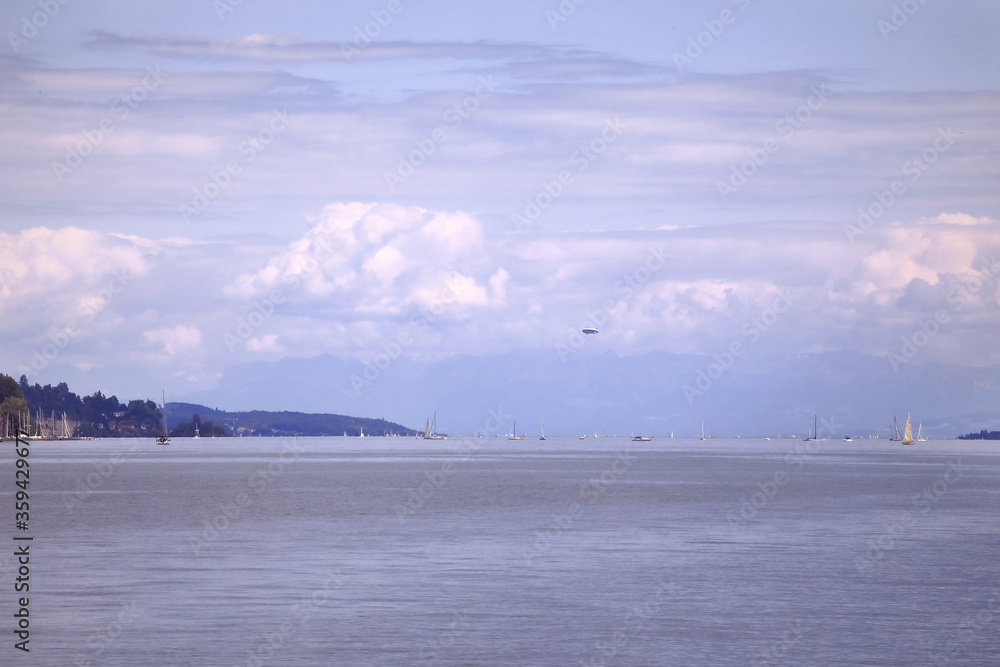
left=84, top=31, right=600, bottom=65
left=6, top=208, right=999, bottom=403
left=225, top=203, right=499, bottom=323
left=3, top=54, right=998, bottom=237
left=144, top=325, right=203, bottom=356
left=918, top=212, right=995, bottom=227
left=212, top=203, right=1000, bottom=367
left=0, top=226, right=151, bottom=317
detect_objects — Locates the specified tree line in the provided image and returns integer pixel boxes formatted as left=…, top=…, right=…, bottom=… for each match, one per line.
left=0, top=373, right=164, bottom=438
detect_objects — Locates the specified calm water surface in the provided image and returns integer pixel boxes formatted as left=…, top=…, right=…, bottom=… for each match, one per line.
left=2, top=436, right=998, bottom=665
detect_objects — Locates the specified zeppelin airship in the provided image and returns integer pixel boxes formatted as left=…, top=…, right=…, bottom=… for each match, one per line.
left=582, top=328, right=599, bottom=335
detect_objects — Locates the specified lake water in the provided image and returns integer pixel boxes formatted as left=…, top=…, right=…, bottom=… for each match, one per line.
left=3, top=435, right=998, bottom=665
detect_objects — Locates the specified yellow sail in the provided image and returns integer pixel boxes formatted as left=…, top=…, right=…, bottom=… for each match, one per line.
left=902, top=412, right=914, bottom=445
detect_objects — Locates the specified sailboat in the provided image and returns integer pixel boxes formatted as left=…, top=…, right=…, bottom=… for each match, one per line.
left=155, top=390, right=170, bottom=445
left=917, top=422, right=927, bottom=442
left=890, top=417, right=902, bottom=441
left=508, top=420, right=524, bottom=440
left=700, top=422, right=705, bottom=441
left=901, top=412, right=914, bottom=446
left=423, top=411, right=446, bottom=440
left=803, top=414, right=825, bottom=441
left=539, top=419, right=546, bottom=441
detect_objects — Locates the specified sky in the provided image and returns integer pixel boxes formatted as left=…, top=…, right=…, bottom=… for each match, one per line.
left=2, top=0, right=999, bottom=433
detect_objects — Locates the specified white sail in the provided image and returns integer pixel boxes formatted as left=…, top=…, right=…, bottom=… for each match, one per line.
left=424, top=411, right=446, bottom=439
left=902, top=412, right=914, bottom=445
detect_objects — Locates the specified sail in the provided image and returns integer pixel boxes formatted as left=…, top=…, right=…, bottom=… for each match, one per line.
left=423, top=411, right=446, bottom=439
left=902, top=412, right=914, bottom=445
left=156, top=390, right=171, bottom=444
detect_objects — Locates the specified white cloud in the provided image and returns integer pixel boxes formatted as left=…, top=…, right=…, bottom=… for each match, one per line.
left=144, top=326, right=203, bottom=356
left=226, top=203, right=498, bottom=321
left=0, top=227, right=151, bottom=319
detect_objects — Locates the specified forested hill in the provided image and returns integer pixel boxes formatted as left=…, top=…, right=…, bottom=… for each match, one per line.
left=957, top=429, right=1000, bottom=440
left=1, top=373, right=160, bottom=438
left=1, top=373, right=416, bottom=438
left=167, top=402, right=417, bottom=437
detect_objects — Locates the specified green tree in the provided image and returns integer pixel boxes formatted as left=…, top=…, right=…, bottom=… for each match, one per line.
left=0, top=374, right=23, bottom=404
left=0, top=396, right=29, bottom=437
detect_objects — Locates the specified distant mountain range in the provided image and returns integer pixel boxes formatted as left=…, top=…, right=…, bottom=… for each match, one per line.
left=178, top=349, right=1000, bottom=439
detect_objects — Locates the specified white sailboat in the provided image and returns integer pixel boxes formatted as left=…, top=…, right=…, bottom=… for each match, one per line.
left=890, top=417, right=902, bottom=441
left=508, top=420, right=524, bottom=440
left=902, top=411, right=914, bottom=446
left=539, top=419, right=546, bottom=441
left=155, top=390, right=170, bottom=445
left=700, top=422, right=705, bottom=441
left=423, top=411, right=446, bottom=440
left=917, top=422, right=927, bottom=442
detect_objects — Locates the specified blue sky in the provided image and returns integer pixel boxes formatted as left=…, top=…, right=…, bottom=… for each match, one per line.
left=2, top=1, right=999, bottom=430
